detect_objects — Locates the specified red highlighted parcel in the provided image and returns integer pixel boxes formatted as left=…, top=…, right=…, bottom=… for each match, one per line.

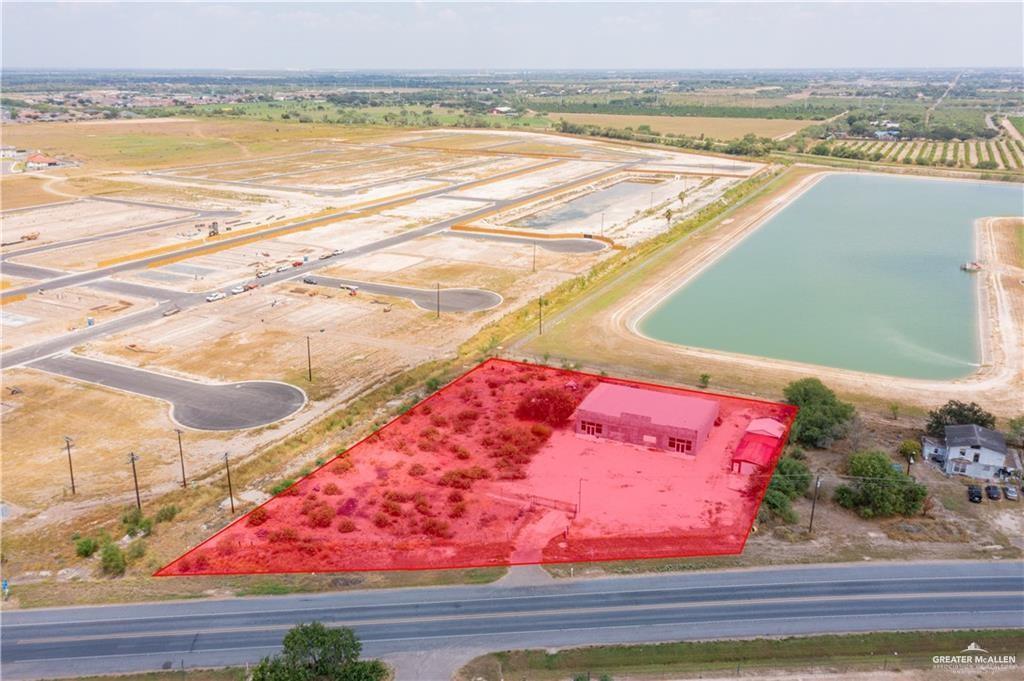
left=157, top=359, right=796, bottom=575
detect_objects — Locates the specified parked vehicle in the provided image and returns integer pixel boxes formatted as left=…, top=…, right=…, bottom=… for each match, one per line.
left=205, top=292, right=226, bottom=302
left=967, top=486, right=983, bottom=503
left=1002, top=486, right=1018, bottom=501
left=985, top=485, right=1001, bottom=501
left=243, top=282, right=260, bottom=291
left=256, top=270, right=271, bottom=278
left=339, top=284, right=359, bottom=292
left=162, top=307, right=181, bottom=317
left=230, top=286, right=245, bottom=295
left=302, top=277, right=318, bottom=285
left=276, top=265, right=291, bottom=273
left=291, top=260, right=303, bottom=268
left=318, top=253, right=332, bottom=260
left=331, top=248, right=345, bottom=256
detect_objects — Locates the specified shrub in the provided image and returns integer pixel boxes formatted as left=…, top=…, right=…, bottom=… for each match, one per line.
left=100, top=543, right=126, bottom=576
left=248, top=507, right=271, bottom=527
left=783, top=378, right=855, bottom=448
left=269, top=479, right=296, bottom=495
left=126, top=541, right=146, bottom=562
left=447, top=490, right=464, bottom=503
left=834, top=450, right=928, bottom=518
left=515, top=387, right=578, bottom=425
left=450, top=444, right=471, bottom=460
left=430, top=413, right=449, bottom=428
left=268, top=528, right=299, bottom=543
left=322, top=482, right=341, bottom=495
left=448, top=501, right=467, bottom=518
left=306, top=502, right=335, bottom=528
left=75, top=537, right=99, bottom=558
left=121, top=507, right=153, bottom=537
left=337, top=519, right=356, bottom=533
left=439, top=466, right=491, bottom=490
left=372, top=513, right=391, bottom=528
left=383, top=500, right=403, bottom=517
left=422, top=518, right=452, bottom=538
left=414, top=498, right=433, bottom=516
left=530, top=422, right=553, bottom=439
left=332, top=459, right=354, bottom=475
left=154, top=505, right=179, bottom=523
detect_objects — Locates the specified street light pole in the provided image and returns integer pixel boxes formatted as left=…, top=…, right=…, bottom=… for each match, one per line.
left=129, top=452, right=141, bottom=511
left=174, top=429, right=187, bottom=488
left=306, top=335, right=312, bottom=382
left=64, top=436, right=76, bottom=495
left=808, top=475, right=822, bottom=533
left=223, top=453, right=235, bottom=514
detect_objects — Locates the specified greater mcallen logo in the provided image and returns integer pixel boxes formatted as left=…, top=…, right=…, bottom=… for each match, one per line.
left=932, top=642, right=1017, bottom=671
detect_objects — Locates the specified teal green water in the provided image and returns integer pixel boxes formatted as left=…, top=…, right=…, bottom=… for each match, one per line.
left=640, top=173, right=1024, bottom=379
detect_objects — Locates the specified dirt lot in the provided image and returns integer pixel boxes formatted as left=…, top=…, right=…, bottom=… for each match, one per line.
left=555, top=112, right=814, bottom=140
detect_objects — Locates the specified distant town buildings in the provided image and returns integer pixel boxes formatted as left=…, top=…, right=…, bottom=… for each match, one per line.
left=25, top=153, right=60, bottom=170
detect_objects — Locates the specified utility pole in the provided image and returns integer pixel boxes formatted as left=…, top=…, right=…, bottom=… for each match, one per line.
left=174, top=429, right=187, bottom=488
left=906, top=455, right=914, bottom=476
left=436, top=282, right=440, bottom=319
left=63, top=436, right=76, bottom=495
left=538, top=297, right=543, bottom=335
left=649, top=191, right=654, bottom=210
left=577, top=478, right=584, bottom=518
left=532, top=242, right=537, bottom=272
left=306, top=335, right=312, bottom=382
left=600, top=212, right=605, bottom=237
left=129, top=452, right=141, bottom=511
left=223, top=453, right=235, bottom=514
left=808, top=475, right=822, bottom=533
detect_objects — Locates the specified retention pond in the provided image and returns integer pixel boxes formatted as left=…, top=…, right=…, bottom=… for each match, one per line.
left=639, top=173, right=1024, bottom=379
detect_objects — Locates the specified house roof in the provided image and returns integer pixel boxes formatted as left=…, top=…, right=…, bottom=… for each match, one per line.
left=26, top=153, right=57, bottom=164
left=576, top=383, right=719, bottom=431
left=733, top=433, right=778, bottom=468
left=944, top=424, right=1007, bottom=454
left=747, top=417, right=785, bottom=439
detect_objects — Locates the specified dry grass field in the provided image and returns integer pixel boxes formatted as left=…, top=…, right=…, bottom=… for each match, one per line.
left=554, top=112, right=812, bottom=140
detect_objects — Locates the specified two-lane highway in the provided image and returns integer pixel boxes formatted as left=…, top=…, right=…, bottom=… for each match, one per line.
left=2, top=561, right=1021, bottom=680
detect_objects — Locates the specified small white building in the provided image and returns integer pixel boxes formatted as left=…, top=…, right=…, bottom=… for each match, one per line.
left=923, top=424, right=1014, bottom=480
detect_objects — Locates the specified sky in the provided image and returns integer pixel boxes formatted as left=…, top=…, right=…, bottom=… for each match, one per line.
left=2, top=1, right=1022, bottom=71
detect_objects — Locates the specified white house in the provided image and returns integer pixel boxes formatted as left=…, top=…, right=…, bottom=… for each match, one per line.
left=923, top=424, right=1014, bottom=480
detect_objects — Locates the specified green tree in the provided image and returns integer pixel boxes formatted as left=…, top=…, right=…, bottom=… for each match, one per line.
left=833, top=451, right=927, bottom=519
left=251, top=623, right=386, bottom=681
left=761, top=456, right=812, bottom=524
left=698, top=373, right=711, bottom=389
left=897, top=439, right=922, bottom=462
left=1007, top=415, right=1024, bottom=447
left=925, top=400, right=996, bottom=437
left=783, top=378, right=855, bottom=448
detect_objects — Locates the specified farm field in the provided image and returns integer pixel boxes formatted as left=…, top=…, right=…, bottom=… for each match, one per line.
left=553, top=112, right=812, bottom=140
left=157, top=359, right=795, bottom=574
left=831, top=137, right=1024, bottom=170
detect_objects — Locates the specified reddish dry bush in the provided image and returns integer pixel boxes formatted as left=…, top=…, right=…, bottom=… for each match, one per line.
left=448, top=501, right=467, bottom=518
left=430, top=413, right=449, bottom=428
left=449, top=444, right=471, bottom=460
left=268, top=527, right=299, bottom=543
left=421, top=404, right=433, bottom=415
left=332, top=459, right=354, bottom=475
left=247, top=507, right=271, bottom=527
left=385, top=490, right=412, bottom=503
left=414, top=498, right=434, bottom=516
left=438, top=466, right=491, bottom=490
left=322, top=482, right=341, bottom=496
left=530, top=422, right=553, bottom=439
left=408, top=463, right=427, bottom=477
left=422, top=518, right=452, bottom=538
left=337, top=519, right=356, bottom=533
left=453, top=409, right=480, bottom=433
left=300, top=495, right=321, bottom=516
left=515, top=386, right=577, bottom=425
left=306, top=502, right=335, bottom=528
left=447, top=490, right=464, bottom=503
left=382, top=500, right=403, bottom=517
left=372, top=513, right=391, bottom=528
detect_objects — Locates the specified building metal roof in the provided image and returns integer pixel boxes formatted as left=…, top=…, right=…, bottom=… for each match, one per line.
left=576, top=383, right=719, bottom=431
left=944, top=424, right=1007, bottom=454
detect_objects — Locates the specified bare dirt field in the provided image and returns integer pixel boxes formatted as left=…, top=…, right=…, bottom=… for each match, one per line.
left=554, top=112, right=813, bottom=140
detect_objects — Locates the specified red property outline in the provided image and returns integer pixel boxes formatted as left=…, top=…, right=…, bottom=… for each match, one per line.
left=156, top=358, right=796, bottom=576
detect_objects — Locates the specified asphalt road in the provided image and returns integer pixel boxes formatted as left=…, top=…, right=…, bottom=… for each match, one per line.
left=310, top=276, right=502, bottom=313
left=450, top=230, right=607, bottom=253
left=1, top=561, right=1021, bottom=680
left=31, top=354, right=306, bottom=430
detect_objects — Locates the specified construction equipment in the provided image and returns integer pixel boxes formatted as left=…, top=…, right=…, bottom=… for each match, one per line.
left=208, top=221, right=220, bottom=237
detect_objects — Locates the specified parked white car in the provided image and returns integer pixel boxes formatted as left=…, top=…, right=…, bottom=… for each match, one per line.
left=205, top=292, right=226, bottom=302
left=256, top=270, right=271, bottom=278
left=230, top=286, right=245, bottom=295
left=275, top=265, right=291, bottom=273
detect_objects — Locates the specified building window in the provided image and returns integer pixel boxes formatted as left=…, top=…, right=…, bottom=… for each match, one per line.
left=952, top=460, right=968, bottom=474
left=668, top=436, right=693, bottom=453
left=581, top=420, right=603, bottom=436
left=973, top=452, right=980, bottom=463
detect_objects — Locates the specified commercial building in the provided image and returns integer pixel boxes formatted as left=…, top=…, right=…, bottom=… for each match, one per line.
left=574, top=383, right=719, bottom=455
